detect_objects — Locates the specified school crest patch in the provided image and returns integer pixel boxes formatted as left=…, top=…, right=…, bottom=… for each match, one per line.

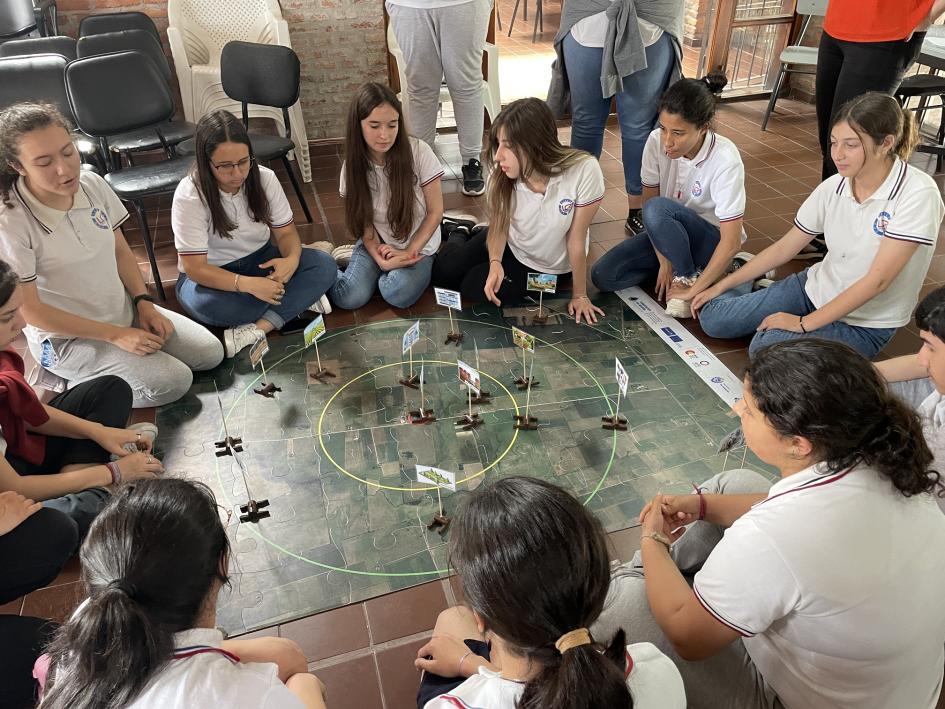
left=872, top=210, right=891, bottom=237
left=90, top=207, right=110, bottom=230
left=691, top=180, right=703, bottom=197
left=558, top=198, right=574, bottom=216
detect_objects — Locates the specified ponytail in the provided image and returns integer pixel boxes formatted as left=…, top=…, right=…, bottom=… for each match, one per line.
left=518, top=630, right=632, bottom=709
left=746, top=340, right=942, bottom=499
left=658, top=71, right=729, bottom=127
left=832, top=92, right=917, bottom=162
left=40, top=479, right=230, bottom=709
left=896, top=108, right=919, bottom=161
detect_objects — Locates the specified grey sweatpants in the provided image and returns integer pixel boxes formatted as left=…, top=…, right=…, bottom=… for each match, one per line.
left=592, top=468, right=785, bottom=709
left=387, top=0, right=491, bottom=162
left=34, top=306, right=224, bottom=408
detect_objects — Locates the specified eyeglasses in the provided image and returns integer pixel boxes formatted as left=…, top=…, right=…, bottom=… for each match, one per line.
left=210, top=156, right=255, bottom=172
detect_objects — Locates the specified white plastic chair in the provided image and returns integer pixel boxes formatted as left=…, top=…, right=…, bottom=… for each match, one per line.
left=386, top=20, right=501, bottom=135
left=166, top=0, right=312, bottom=182
left=760, top=0, right=829, bottom=131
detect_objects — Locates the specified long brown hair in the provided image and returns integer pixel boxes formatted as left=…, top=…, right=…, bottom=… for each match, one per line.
left=191, top=110, right=272, bottom=239
left=343, top=83, right=416, bottom=243
left=0, top=102, right=72, bottom=209
left=831, top=92, right=918, bottom=162
left=486, top=98, right=591, bottom=248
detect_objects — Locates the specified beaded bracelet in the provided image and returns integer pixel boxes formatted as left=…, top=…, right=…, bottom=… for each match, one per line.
left=106, top=461, right=122, bottom=486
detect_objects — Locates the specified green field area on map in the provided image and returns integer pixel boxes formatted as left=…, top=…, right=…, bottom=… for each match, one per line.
left=156, top=293, right=773, bottom=635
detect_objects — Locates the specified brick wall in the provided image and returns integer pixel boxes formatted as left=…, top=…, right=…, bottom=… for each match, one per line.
left=55, top=0, right=390, bottom=141
left=683, top=0, right=709, bottom=48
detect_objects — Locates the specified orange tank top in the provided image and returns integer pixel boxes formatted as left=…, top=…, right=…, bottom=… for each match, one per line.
left=823, top=0, right=931, bottom=42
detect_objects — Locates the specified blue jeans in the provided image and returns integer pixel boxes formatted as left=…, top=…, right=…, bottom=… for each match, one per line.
left=176, top=242, right=337, bottom=329
left=563, top=31, right=675, bottom=196
left=329, top=240, right=434, bottom=310
left=699, top=269, right=896, bottom=358
left=591, top=197, right=721, bottom=291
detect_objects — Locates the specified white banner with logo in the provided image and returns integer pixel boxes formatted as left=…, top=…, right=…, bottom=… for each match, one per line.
left=616, top=287, right=743, bottom=407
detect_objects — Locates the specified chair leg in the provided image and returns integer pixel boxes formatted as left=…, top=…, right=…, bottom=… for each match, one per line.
left=508, top=0, right=522, bottom=37
left=131, top=200, right=166, bottom=301
left=761, top=65, right=787, bottom=131
left=936, top=95, right=945, bottom=173
left=281, top=156, right=314, bottom=224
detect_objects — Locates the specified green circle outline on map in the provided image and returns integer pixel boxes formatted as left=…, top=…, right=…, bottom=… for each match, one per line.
left=217, top=316, right=619, bottom=578
left=317, top=360, right=519, bottom=492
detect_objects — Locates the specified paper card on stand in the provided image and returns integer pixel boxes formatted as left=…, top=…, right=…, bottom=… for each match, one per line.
left=416, top=465, right=457, bottom=491
left=434, top=288, right=462, bottom=310
left=303, top=315, right=326, bottom=347
left=526, top=273, right=558, bottom=293
left=249, top=339, right=270, bottom=369
left=511, top=326, right=536, bottom=353
left=402, top=320, right=420, bottom=354
left=615, top=357, right=629, bottom=397
left=457, top=359, right=481, bottom=395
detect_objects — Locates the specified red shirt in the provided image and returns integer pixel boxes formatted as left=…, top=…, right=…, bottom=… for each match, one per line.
left=824, top=0, right=931, bottom=42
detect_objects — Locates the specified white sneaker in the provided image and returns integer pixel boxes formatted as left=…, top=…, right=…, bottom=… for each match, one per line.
left=223, top=324, right=265, bottom=358
left=331, top=244, right=355, bottom=269
left=302, top=241, right=334, bottom=255
left=730, top=251, right=775, bottom=280
left=664, top=274, right=699, bottom=319
left=308, top=294, right=332, bottom=314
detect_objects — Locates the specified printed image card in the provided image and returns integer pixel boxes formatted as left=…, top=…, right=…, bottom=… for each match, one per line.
left=416, top=465, right=457, bottom=491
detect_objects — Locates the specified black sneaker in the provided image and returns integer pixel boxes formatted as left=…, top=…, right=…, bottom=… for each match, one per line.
left=625, top=209, right=645, bottom=234
left=462, top=159, right=485, bottom=196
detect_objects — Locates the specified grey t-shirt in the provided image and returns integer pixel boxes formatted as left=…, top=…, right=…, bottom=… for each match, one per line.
left=890, top=377, right=945, bottom=513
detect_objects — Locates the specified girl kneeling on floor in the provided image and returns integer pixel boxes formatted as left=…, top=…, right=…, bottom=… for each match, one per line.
left=415, top=476, right=686, bottom=709
left=433, top=98, right=606, bottom=324
left=39, top=478, right=326, bottom=709
left=692, top=92, right=945, bottom=359
left=591, top=73, right=749, bottom=319
left=173, top=110, right=337, bottom=358
left=329, top=83, right=444, bottom=310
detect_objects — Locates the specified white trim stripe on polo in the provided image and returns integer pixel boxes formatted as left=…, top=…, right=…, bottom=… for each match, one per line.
left=576, top=193, right=605, bottom=208
left=718, top=213, right=744, bottom=223
left=695, top=132, right=717, bottom=167
left=420, top=170, right=445, bottom=187
left=884, top=230, right=935, bottom=246
left=271, top=218, right=294, bottom=229
left=793, top=217, right=823, bottom=236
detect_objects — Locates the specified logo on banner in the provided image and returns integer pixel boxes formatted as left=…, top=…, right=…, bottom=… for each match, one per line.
left=558, top=198, right=574, bottom=215
left=873, top=211, right=891, bottom=237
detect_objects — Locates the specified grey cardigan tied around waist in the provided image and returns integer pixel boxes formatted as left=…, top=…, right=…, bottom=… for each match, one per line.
left=548, top=0, right=683, bottom=115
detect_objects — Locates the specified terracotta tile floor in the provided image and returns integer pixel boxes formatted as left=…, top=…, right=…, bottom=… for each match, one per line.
left=12, top=98, right=945, bottom=709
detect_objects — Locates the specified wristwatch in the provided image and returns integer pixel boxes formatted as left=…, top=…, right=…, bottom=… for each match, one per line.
left=132, top=294, right=156, bottom=308
left=642, top=531, right=673, bottom=549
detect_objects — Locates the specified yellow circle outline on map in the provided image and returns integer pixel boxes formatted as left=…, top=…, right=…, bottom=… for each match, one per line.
left=317, top=360, right=520, bottom=492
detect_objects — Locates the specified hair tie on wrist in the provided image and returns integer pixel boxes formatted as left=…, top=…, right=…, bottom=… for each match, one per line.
left=555, top=628, right=592, bottom=654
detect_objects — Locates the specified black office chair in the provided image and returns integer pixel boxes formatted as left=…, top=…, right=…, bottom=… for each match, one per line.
left=78, top=11, right=161, bottom=44
left=177, top=41, right=313, bottom=223
left=895, top=73, right=945, bottom=174
left=66, top=50, right=195, bottom=300
left=0, top=53, right=103, bottom=172
left=0, top=35, right=76, bottom=61
left=0, top=0, right=40, bottom=40
left=76, top=30, right=195, bottom=164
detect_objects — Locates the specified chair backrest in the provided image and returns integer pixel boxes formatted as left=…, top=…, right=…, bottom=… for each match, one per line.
left=78, top=11, right=161, bottom=44
left=795, top=0, right=829, bottom=17
left=0, top=54, right=74, bottom=122
left=66, top=51, right=173, bottom=137
left=77, top=29, right=171, bottom=84
left=0, top=0, right=38, bottom=39
left=0, top=36, right=78, bottom=62
left=220, top=41, right=299, bottom=109
left=167, top=0, right=284, bottom=66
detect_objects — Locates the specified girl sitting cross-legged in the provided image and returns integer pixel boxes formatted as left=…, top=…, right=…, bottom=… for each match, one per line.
left=415, top=476, right=686, bottom=709
left=328, top=83, right=444, bottom=311
left=173, top=110, right=337, bottom=358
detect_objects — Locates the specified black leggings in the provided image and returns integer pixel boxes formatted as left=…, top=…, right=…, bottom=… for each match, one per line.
left=815, top=30, right=925, bottom=180
left=432, top=228, right=571, bottom=305
left=0, top=506, right=77, bottom=709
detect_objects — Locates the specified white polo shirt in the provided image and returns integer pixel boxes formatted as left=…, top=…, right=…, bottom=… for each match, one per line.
left=693, top=462, right=945, bottom=709
left=507, top=155, right=605, bottom=274
left=339, top=137, right=444, bottom=257
left=794, top=158, right=944, bottom=329
left=0, top=172, right=134, bottom=349
left=640, top=128, right=747, bottom=241
left=423, top=642, right=685, bottom=709
left=124, top=628, right=304, bottom=709
left=172, top=166, right=295, bottom=268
